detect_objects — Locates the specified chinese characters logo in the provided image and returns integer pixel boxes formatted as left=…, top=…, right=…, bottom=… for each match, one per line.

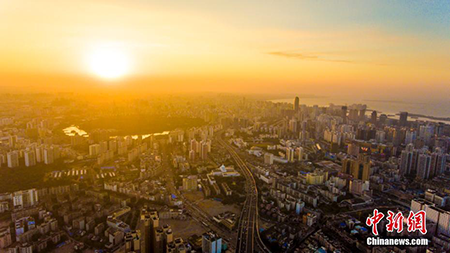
left=366, top=209, right=427, bottom=235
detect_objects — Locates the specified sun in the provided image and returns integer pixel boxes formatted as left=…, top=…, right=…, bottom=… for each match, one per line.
left=88, top=46, right=130, bottom=79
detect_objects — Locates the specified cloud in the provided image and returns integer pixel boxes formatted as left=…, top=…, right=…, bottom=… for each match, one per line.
left=267, top=51, right=355, bottom=64
left=268, top=51, right=319, bottom=60
left=267, top=50, right=393, bottom=66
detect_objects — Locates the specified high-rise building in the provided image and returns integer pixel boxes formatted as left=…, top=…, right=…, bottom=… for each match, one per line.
left=124, top=230, right=141, bottom=252
left=182, top=176, right=198, bottom=191
left=99, top=141, right=108, bottom=153
left=153, top=227, right=164, bottom=253
left=297, top=147, right=304, bottom=161
left=35, top=146, right=44, bottom=163
left=430, top=148, right=446, bottom=178
left=370, top=111, right=377, bottom=124
left=161, top=224, right=173, bottom=251
left=417, top=153, right=432, bottom=179
left=89, top=144, right=101, bottom=157
left=349, top=179, right=370, bottom=196
left=109, top=140, right=118, bottom=152
left=359, top=108, right=366, bottom=121
left=342, top=154, right=371, bottom=181
left=379, top=114, right=387, bottom=125
left=342, top=158, right=352, bottom=175
left=300, top=121, right=307, bottom=142
left=286, top=148, right=295, bottom=163
left=188, top=150, right=195, bottom=161
left=411, top=199, right=450, bottom=237
left=264, top=153, right=273, bottom=165
left=24, top=150, right=36, bottom=167
left=44, top=147, right=54, bottom=164
left=400, top=144, right=415, bottom=176
left=200, top=141, right=209, bottom=160
left=294, top=96, right=299, bottom=111
left=405, top=130, right=417, bottom=145
left=9, top=135, right=17, bottom=148
left=202, top=232, right=222, bottom=253
left=341, top=106, right=347, bottom=123
left=7, top=151, right=19, bottom=168
left=190, top=139, right=198, bottom=153
left=12, top=189, right=38, bottom=209
left=0, top=227, right=12, bottom=249
left=419, top=124, right=435, bottom=145
left=306, top=170, right=327, bottom=185
left=347, top=143, right=360, bottom=157
left=206, top=139, right=212, bottom=152
left=349, top=109, right=359, bottom=121
left=167, top=237, right=185, bottom=253
left=399, top=111, right=408, bottom=127
left=139, top=208, right=160, bottom=253
left=288, top=119, right=298, bottom=133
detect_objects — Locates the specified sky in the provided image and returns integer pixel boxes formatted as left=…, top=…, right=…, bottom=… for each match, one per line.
left=1, top=0, right=450, bottom=101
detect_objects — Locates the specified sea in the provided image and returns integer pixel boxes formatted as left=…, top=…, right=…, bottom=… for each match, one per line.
left=270, top=97, right=450, bottom=124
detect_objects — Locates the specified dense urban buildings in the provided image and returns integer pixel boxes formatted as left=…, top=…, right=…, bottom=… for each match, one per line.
left=0, top=93, right=448, bottom=252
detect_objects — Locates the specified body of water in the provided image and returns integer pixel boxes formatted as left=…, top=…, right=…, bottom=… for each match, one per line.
left=270, top=97, right=450, bottom=124
left=63, top=125, right=169, bottom=139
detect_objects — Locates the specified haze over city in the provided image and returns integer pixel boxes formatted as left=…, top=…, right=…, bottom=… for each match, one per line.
left=1, top=0, right=450, bottom=102
left=1, top=1, right=450, bottom=253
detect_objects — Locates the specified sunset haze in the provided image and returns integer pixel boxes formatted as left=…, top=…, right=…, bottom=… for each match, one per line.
left=1, top=0, right=450, bottom=100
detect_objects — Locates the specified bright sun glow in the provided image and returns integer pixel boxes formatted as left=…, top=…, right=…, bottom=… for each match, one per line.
left=88, top=46, right=130, bottom=79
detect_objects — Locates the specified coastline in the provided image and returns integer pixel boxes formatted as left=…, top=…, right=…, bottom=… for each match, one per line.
left=269, top=97, right=450, bottom=124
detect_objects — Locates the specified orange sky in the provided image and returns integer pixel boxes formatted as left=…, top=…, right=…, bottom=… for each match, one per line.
left=1, top=0, right=450, bottom=100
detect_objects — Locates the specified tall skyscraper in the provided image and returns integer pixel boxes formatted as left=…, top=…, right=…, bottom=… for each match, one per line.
left=417, top=153, right=432, bottom=179
left=370, top=111, right=377, bottom=124
left=399, top=111, right=408, bottom=127
left=44, top=147, right=54, bottom=164
left=202, top=232, right=222, bottom=253
left=153, top=227, right=164, bottom=253
left=139, top=208, right=160, bottom=253
left=405, top=130, right=417, bottom=145
left=297, top=147, right=304, bottom=161
left=342, top=154, right=371, bottom=181
left=294, top=96, right=299, bottom=111
left=24, top=149, right=36, bottom=167
left=341, top=106, right=348, bottom=124
left=35, top=146, right=44, bottom=163
left=89, top=144, right=101, bottom=157
left=400, top=152, right=413, bottom=176
left=189, top=150, right=195, bottom=161
left=400, top=143, right=415, bottom=176
left=353, top=155, right=371, bottom=181
left=379, top=114, right=387, bottom=125
left=300, top=121, right=307, bottom=142
left=349, top=109, right=359, bottom=121
left=430, top=148, right=446, bottom=178
left=9, top=135, right=17, bottom=148
left=286, top=147, right=295, bottom=163
left=342, top=158, right=352, bottom=174
left=359, top=108, right=366, bottom=121
left=124, top=230, right=141, bottom=252
left=161, top=224, right=173, bottom=251
left=288, top=119, right=298, bottom=133
left=7, top=151, right=19, bottom=168
left=200, top=141, right=209, bottom=160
